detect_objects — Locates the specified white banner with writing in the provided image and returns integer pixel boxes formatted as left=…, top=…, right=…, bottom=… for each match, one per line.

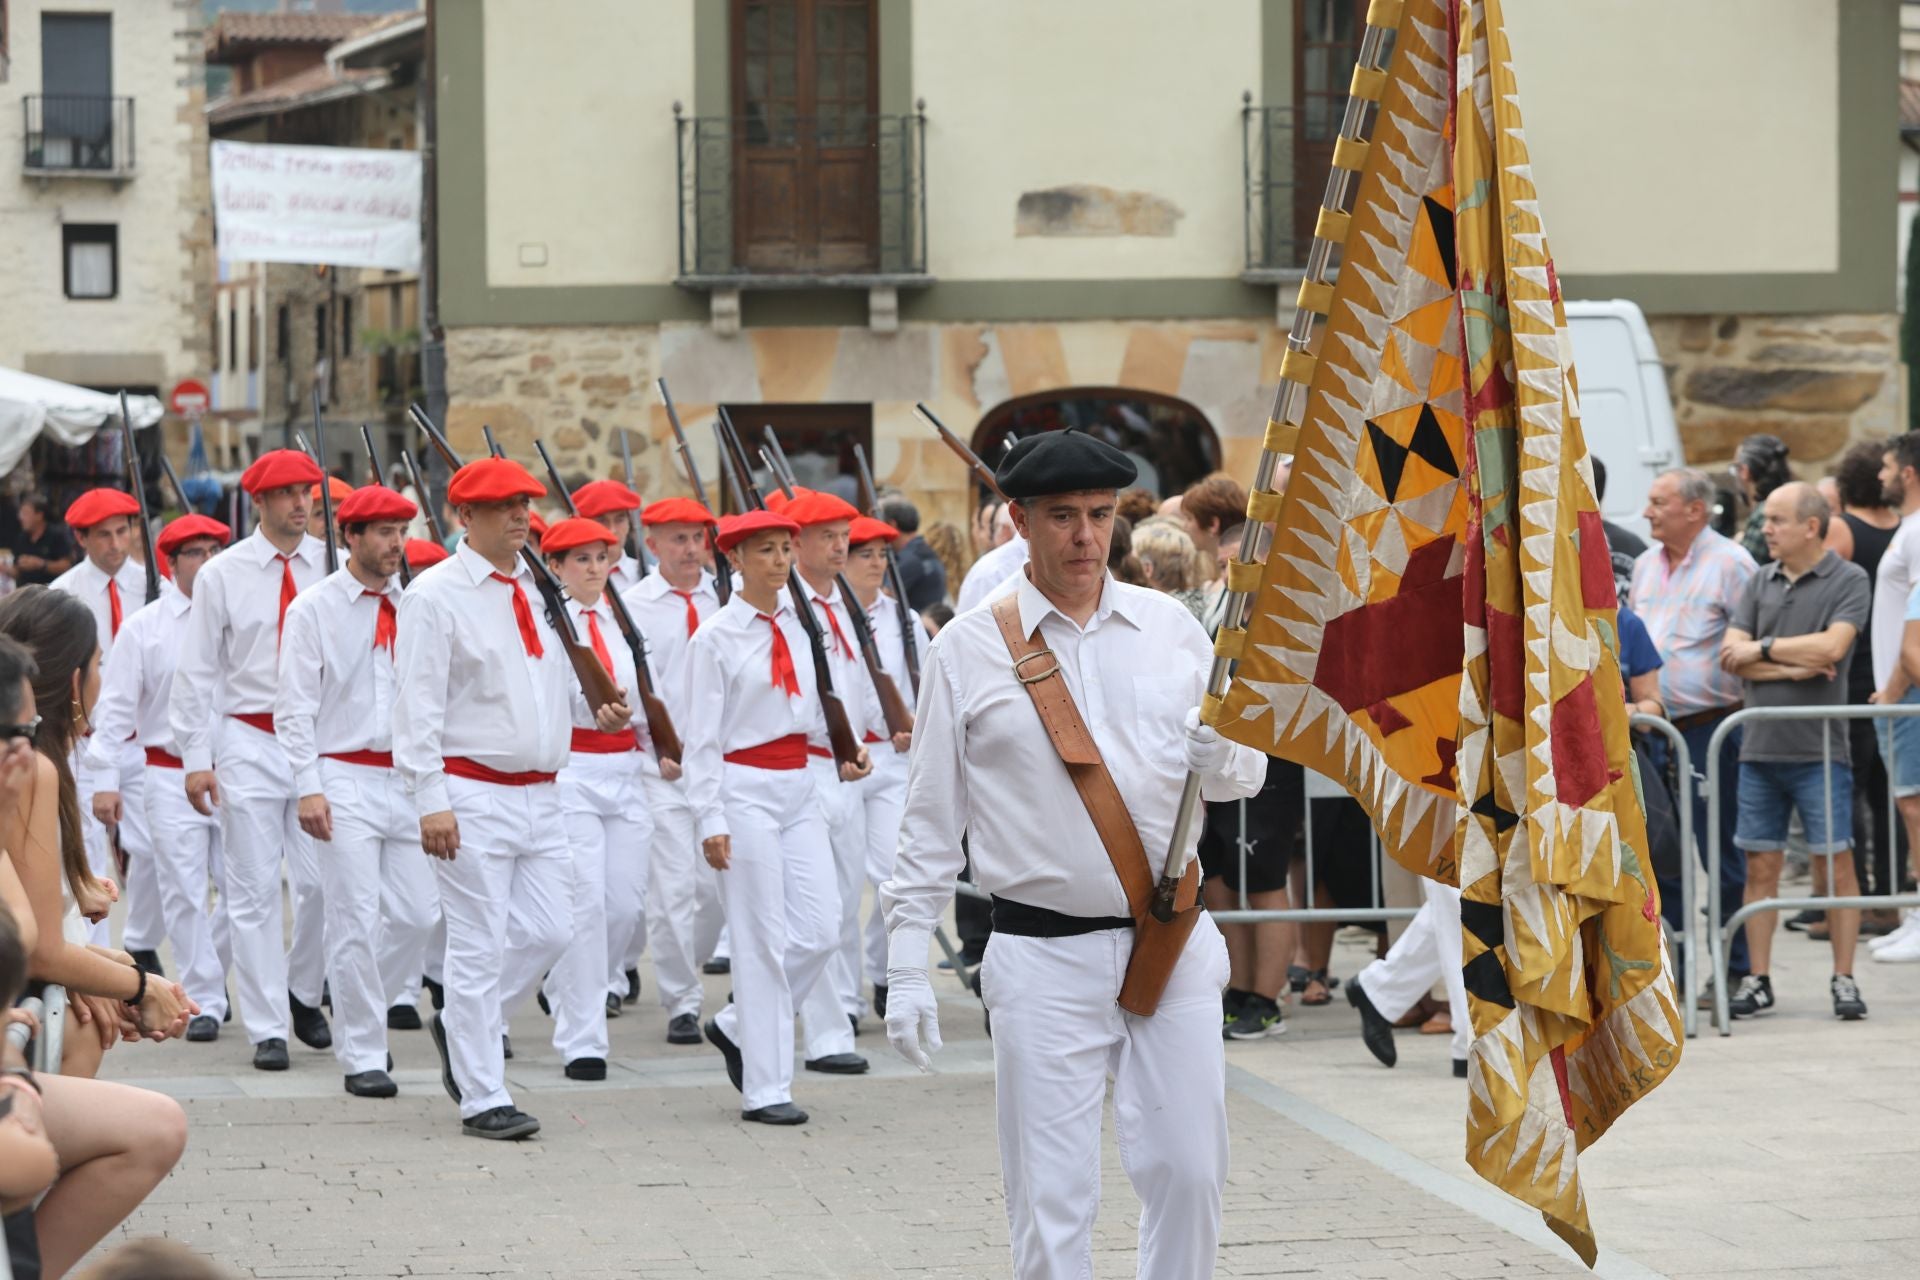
left=212, top=140, right=422, bottom=272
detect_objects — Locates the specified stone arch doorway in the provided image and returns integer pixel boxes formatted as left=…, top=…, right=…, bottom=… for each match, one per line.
left=969, top=388, right=1221, bottom=501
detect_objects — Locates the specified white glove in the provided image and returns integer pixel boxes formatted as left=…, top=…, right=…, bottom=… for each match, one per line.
left=884, top=965, right=942, bottom=1071
left=1183, top=706, right=1231, bottom=775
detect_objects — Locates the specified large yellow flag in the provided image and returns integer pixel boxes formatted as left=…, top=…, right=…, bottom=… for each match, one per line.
left=1211, top=0, right=1682, bottom=1263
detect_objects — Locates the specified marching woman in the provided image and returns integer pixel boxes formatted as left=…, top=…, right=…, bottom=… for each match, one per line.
left=684, top=510, right=870, bottom=1125
left=497, top=517, right=651, bottom=1082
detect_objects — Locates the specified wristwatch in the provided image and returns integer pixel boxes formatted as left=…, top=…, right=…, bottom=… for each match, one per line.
left=1760, top=636, right=1774, bottom=662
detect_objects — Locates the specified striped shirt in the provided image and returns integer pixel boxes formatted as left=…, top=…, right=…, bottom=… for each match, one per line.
left=1630, top=528, right=1758, bottom=719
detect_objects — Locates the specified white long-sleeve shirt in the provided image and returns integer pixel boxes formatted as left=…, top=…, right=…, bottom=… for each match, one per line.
left=609, top=554, right=643, bottom=598
left=682, top=594, right=827, bottom=842
left=50, top=555, right=149, bottom=664
left=82, top=582, right=193, bottom=789
left=863, top=589, right=923, bottom=708
left=622, top=571, right=720, bottom=730
left=167, top=529, right=329, bottom=773
left=275, top=566, right=403, bottom=798
left=563, top=594, right=642, bottom=745
left=955, top=535, right=1029, bottom=614
left=883, top=573, right=1265, bottom=945
left=393, top=541, right=571, bottom=817
left=790, top=576, right=884, bottom=746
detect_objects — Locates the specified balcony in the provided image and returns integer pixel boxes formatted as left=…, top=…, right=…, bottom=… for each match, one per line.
left=23, top=95, right=135, bottom=181
left=673, top=104, right=929, bottom=330
left=1241, top=97, right=1314, bottom=281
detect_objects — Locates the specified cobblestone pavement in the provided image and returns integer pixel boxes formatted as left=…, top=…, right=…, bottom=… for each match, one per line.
left=84, top=887, right=1915, bottom=1278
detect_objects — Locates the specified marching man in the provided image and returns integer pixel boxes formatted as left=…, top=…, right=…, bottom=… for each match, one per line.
left=621, top=497, right=718, bottom=1044
left=276, top=484, right=440, bottom=1099
left=169, top=450, right=335, bottom=1071
left=685, top=509, right=871, bottom=1126
left=394, top=455, right=632, bottom=1140
left=56, top=486, right=165, bottom=961
left=85, top=513, right=235, bottom=1042
left=497, top=515, right=650, bottom=1082
left=882, top=430, right=1265, bottom=1278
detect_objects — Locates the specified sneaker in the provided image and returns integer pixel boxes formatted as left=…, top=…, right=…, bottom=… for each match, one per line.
left=1867, top=909, right=1920, bottom=951
left=1225, top=994, right=1287, bottom=1040
left=1221, top=986, right=1252, bottom=1033
left=462, top=1106, right=540, bottom=1141
left=1783, top=909, right=1824, bottom=933
left=1728, top=973, right=1774, bottom=1018
left=1830, top=974, right=1867, bottom=1021
left=1871, top=925, right=1920, bottom=963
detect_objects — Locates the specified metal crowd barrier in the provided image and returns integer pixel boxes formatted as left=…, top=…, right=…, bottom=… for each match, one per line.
left=1630, top=714, right=1699, bottom=1037
left=1706, top=703, right=1920, bottom=1035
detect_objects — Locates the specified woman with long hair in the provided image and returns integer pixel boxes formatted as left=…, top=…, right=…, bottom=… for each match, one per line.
left=921, top=520, right=970, bottom=605
left=0, top=587, right=193, bottom=1077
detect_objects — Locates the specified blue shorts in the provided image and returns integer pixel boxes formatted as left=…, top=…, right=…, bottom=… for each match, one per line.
left=1734, top=760, right=1853, bottom=856
left=1875, top=688, right=1920, bottom=797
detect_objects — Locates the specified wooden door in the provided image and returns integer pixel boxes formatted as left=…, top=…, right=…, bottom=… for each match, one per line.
left=732, top=0, right=879, bottom=272
left=1291, top=0, right=1369, bottom=266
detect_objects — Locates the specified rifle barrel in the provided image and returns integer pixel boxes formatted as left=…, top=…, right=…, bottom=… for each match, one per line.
left=119, top=391, right=160, bottom=604
left=310, top=389, right=338, bottom=573
left=914, top=402, right=1006, bottom=502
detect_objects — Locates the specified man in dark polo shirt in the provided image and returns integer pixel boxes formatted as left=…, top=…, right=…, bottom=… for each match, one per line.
left=1720, top=481, right=1871, bottom=1021
left=7, top=494, right=75, bottom=586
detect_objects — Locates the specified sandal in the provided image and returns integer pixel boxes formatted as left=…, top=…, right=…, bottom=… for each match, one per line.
left=1287, top=965, right=1313, bottom=994
left=1301, top=969, right=1340, bottom=1006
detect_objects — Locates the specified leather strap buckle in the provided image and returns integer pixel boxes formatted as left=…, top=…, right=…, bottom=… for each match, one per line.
left=1013, top=649, right=1058, bottom=685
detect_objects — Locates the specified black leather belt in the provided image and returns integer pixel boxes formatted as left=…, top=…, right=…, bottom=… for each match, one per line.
left=991, top=896, right=1134, bottom=938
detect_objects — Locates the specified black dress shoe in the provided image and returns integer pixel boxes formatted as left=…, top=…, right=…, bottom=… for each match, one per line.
left=624, top=967, right=641, bottom=1004
left=1453, top=1057, right=1469, bottom=1079
left=345, top=1069, right=398, bottom=1098
left=428, top=1014, right=461, bottom=1104
left=873, top=984, right=888, bottom=1020
left=462, top=1106, right=540, bottom=1140
left=289, top=993, right=332, bottom=1050
left=667, top=1013, right=702, bottom=1045
left=565, top=1057, right=607, bottom=1081
left=804, top=1052, right=869, bottom=1075
left=742, top=1102, right=808, bottom=1125
left=605, top=992, right=623, bottom=1018
left=253, top=1038, right=290, bottom=1071
left=702, top=956, right=731, bottom=975
left=1346, top=980, right=1398, bottom=1068
left=421, top=975, right=446, bottom=1010
left=127, top=948, right=165, bottom=977
left=185, top=1014, right=219, bottom=1042
left=387, top=1004, right=422, bottom=1031
left=704, top=1019, right=744, bottom=1092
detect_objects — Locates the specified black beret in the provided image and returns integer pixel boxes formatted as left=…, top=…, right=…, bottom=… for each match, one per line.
left=995, top=429, right=1138, bottom=501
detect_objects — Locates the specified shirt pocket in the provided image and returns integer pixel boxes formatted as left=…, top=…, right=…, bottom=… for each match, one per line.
left=1132, top=674, right=1193, bottom=769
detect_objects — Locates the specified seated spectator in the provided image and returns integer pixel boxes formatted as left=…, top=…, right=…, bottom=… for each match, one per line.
left=4, top=904, right=61, bottom=1279
left=8, top=496, right=75, bottom=589
left=875, top=496, right=946, bottom=611
left=1133, top=518, right=1209, bottom=622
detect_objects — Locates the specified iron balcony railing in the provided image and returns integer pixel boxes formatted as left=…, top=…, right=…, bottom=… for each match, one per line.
left=1241, top=97, right=1311, bottom=274
left=23, top=95, right=135, bottom=176
left=674, top=105, right=927, bottom=280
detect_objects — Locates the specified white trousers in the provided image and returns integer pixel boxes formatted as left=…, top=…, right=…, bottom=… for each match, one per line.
left=81, top=745, right=163, bottom=950
left=142, top=762, right=230, bottom=1018
left=1355, top=878, right=1472, bottom=1060
left=636, top=769, right=724, bottom=1016
left=436, top=776, right=571, bottom=1118
left=980, top=915, right=1232, bottom=1280
left=798, top=756, right=864, bottom=1058
left=711, top=762, right=840, bottom=1112
left=858, top=752, right=909, bottom=993
left=315, top=760, right=439, bottom=1076
left=215, top=718, right=327, bottom=1043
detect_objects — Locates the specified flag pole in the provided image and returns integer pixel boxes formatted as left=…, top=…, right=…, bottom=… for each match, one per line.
left=1153, top=9, right=1401, bottom=920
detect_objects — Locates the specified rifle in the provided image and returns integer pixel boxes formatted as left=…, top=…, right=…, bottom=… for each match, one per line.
left=407, top=402, right=623, bottom=713
left=914, top=402, right=1007, bottom=502
left=309, top=389, right=338, bottom=573
left=759, top=430, right=912, bottom=736
left=360, top=424, right=410, bottom=587
left=713, top=408, right=862, bottom=770
left=656, top=378, right=729, bottom=604
left=615, top=427, right=650, bottom=579
left=851, top=443, right=920, bottom=699
left=534, top=439, right=682, bottom=766
left=118, top=390, right=160, bottom=605
left=400, top=448, right=445, bottom=545
left=157, top=454, right=189, bottom=516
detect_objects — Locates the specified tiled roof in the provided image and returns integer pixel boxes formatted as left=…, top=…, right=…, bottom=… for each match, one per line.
left=206, top=12, right=374, bottom=63
left=206, top=61, right=385, bottom=126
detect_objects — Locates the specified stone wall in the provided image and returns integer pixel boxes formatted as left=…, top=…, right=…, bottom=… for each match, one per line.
left=1646, top=312, right=1903, bottom=476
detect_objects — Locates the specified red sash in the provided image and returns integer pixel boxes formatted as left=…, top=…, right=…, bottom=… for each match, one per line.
left=230, top=712, right=276, bottom=734
left=570, top=728, right=639, bottom=754
left=145, top=747, right=184, bottom=769
left=725, top=734, right=809, bottom=771
left=443, top=756, right=557, bottom=787
left=325, top=749, right=394, bottom=768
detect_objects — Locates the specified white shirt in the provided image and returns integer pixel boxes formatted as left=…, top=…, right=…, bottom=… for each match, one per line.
left=609, top=554, right=643, bottom=597
left=393, top=541, right=571, bottom=816
left=565, top=594, right=642, bottom=743
left=955, top=535, right=1030, bottom=613
left=168, top=529, right=329, bottom=773
left=50, top=555, right=150, bottom=665
left=791, top=575, right=885, bottom=745
left=82, top=581, right=193, bottom=787
left=883, top=573, right=1265, bottom=939
left=1872, top=512, right=1920, bottom=690
left=622, top=570, right=720, bottom=729
left=863, top=589, right=924, bottom=699
left=682, top=595, right=827, bottom=841
left=275, top=566, right=403, bottom=797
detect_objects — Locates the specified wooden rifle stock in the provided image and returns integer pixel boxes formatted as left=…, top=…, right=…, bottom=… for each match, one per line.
left=657, top=378, right=729, bottom=603
left=915, top=402, right=1006, bottom=502
left=117, top=390, right=160, bottom=604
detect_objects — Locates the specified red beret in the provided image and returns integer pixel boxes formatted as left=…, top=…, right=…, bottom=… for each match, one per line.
left=241, top=449, right=324, bottom=496
left=572, top=479, right=641, bottom=518
left=541, top=516, right=619, bottom=555
left=447, top=457, right=545, bottom=506
left=335, top=485, right=417, bottom=525
left=310, top=476, right=355, bottom=505
left=156, top=513, right=231, bottom=558
left=716, top=510, right=800, bottom=553
left=64, top=488, right=141, bottom=530
left=528, top=511, right=549, bottom=539
left=764, top=486, right=814, bottom=515
left=784, top=491, right=860, bottom=527
left=405, top=538, right=449, bottom=569
left=848, top=516, right=900, bottom=546
left=641, top=497, right=717, bottom=527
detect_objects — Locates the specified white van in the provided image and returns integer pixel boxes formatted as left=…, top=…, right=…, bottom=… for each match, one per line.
left=1565, top=299, right=1682, bottom=541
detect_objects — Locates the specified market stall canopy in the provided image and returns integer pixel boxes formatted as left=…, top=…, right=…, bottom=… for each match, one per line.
left=0, top=366, right=162, bottom=478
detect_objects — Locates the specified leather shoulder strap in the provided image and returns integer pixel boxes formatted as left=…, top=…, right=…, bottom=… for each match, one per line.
left=990, top=593, right=1154, bottom=917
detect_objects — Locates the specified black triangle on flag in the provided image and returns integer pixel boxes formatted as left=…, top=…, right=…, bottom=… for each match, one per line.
left=1423, top=194, right=1457, bottom=290
left=1365, top=420, right=1410, bottom=502
left=1409, top=402, right=1460, bottom=478
left=1471, top=788, right=1519, bottom=833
